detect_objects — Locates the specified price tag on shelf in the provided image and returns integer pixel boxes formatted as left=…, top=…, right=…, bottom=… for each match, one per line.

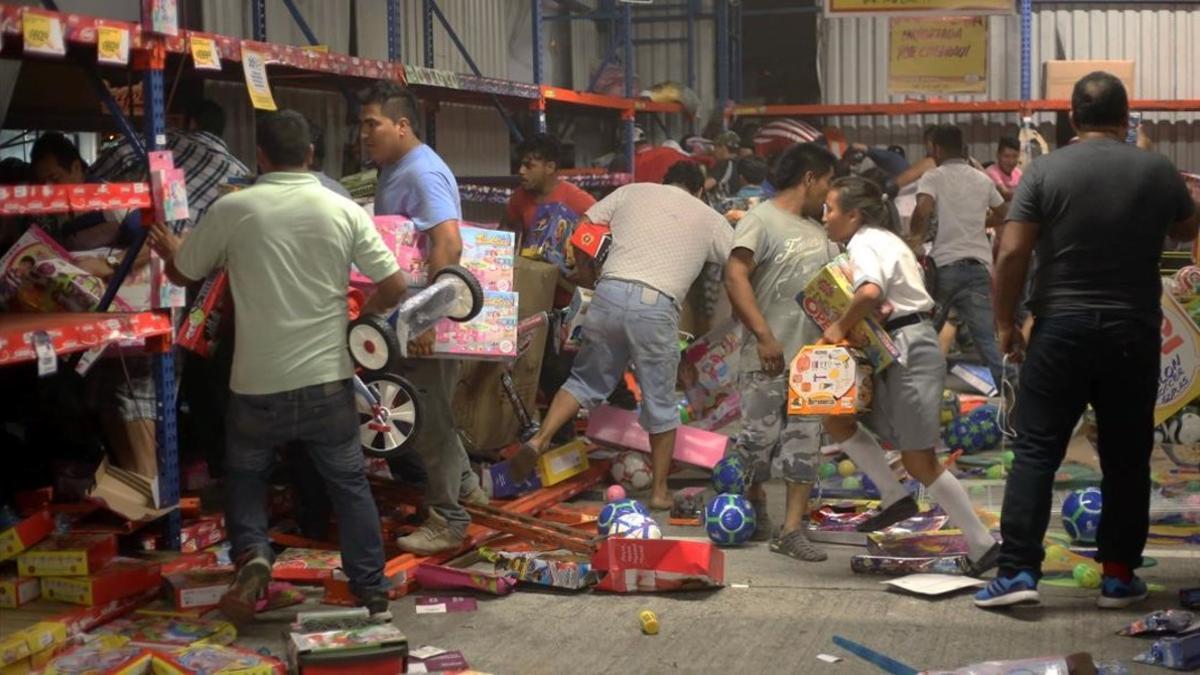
left=189, top=35, right=221, bottom=70
left=31, top=331, right=57, bottom=377
left=404, top=65, right=460, bottom=90
left=22, top=9, right=65, bottom=57
left=241, top=45, right=277, bottom=111
left=75, top=343, right=111, bottom=376
left=96, top=22, right=131, bottom=65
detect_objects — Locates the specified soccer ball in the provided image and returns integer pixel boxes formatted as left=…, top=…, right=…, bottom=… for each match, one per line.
left=611, top=512, right=662, bottom=539
left=1160, top=407, right=1200, bottom=446
left=1061, top=487, right=1103, bottom=544
left=704, top=494, right=756, bottom=546
left=598, top=499, right=649, bottom=536
left=944, top=418, right=988, bottom=454
left=610, top=452, right=653, bottom=491
left=967, top=404, right=1002, bottom=450
left=711, top=455, right=747, bottom=494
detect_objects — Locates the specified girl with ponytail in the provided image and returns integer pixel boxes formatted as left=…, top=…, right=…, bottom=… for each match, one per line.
left=817, top=175, right=1000, bottom=577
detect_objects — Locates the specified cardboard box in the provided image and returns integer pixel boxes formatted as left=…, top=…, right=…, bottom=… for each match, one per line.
left=799, top=255, right=900, bottom=370
left=680, top=318, right=743, bottom=431
left=17, top=533, right=117, bottom=576
left=41, top=558, right=162, bottom=606
left=164, top=567, right=235, bottom=610
left=151, top=644, right=285, bottom=675
left=180, top=516, right=226, bottom=554
left=0, top=510, right=53, bottom=562
left=569, top=220, right=611, bottom=265
left=557, top=286, right=592, bottom=352
left=350, top=219, right=514, bottom=292
left=135, top=551, right=218, bottom=576
left=287, top=624, right=408, bottom=675
left=39, top=641, right=152, bottom=675
left=431, top=290, right=519, bottom=361
left=1044, top=59, right=1135, bottom=99
left=592, top=538, right=725, bottom=593
left=88, top=457, right=173, bottom=520
left=0, top=573, right=40, bottom=608
left=0, top=634, right=32, bottom=669
left=177, top=270, right=229, bottom=358
left=585, top=404, right=729, bottom=469
left=786, top=345, right=874, bottom=416
left=450, top=257, right=557, bottom=451
left=536, top=438, right=590, bottom=486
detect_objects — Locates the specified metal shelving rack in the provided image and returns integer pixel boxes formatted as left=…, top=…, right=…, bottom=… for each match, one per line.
left=1, top=1, right=181, bottom=547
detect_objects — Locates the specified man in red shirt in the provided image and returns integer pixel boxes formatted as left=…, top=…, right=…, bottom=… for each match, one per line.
left=502, top=133, right=596, bottom=252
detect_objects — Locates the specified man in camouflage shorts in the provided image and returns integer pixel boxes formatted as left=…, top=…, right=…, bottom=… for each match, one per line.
left=724, top=143, right=837, bottom=562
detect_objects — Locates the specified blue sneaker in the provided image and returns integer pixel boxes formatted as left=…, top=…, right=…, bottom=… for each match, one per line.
left=973, top=571, right=1040, bottom=608
left=1097, top=576, right=1148, bottom=609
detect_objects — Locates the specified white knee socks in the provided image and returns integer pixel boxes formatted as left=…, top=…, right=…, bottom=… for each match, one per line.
left=839, top=429, right=908, bottom=508
left=926, top=470, right=994, bottom=562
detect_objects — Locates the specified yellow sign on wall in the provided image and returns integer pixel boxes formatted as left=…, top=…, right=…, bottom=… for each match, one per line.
left=828, top=0, right=1012, bottom=16
left=888, top=16, right=988, bottom=95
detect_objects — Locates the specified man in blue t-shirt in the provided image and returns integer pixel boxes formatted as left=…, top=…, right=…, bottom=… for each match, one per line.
left=359, top=83, right=487, bottom=555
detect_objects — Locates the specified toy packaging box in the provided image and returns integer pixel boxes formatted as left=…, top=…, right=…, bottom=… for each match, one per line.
left=866, top=530, right=969, bottom=557
left=164, top=567, right=236, bottom=610
left=569, top=220, right=611, bottom=265
left=38, top=639, right=152, bottom=675
left=680, top=318, right=743, bottom=431
left=151, top=644, right=286, bottom=675
left=482, top=459, right=542, bottom=499
left=585, top=404, right=728, bottom=469
left=413, top=562, right=517, bottom=597
left=0, top=510, right=53, bottom=561
left=351, top=218, right=514, bottom=293
left=592, top=538, right=725, bottom=593
left=177, top=270, right=229, bottom=358
left=850, top=555, right=968, bottom=576
left=536, top=438, right=590, bottom=486
left=40, top=557, right=162, bottom=606
left=557, top=286, right=592, bottom=353
left=89, top=616, right=237, bottom=649
left=482, top=548, right=596, bottom=591
left=0, top=572, right=40, bottom=608
left=17, top=533, right=118, bottom=577
left=0, top=226, right=132, bottom=313
left=799, top=254, right=900, bottom=370
left=287, top=624, right=408, bottom=675
left=271, top=548, right=342, bottom=582
left=787, top=345, right=874, bottom=417
left=432, top=290, right=518, bottom=361
left=179, top=515, right=226, bottom=554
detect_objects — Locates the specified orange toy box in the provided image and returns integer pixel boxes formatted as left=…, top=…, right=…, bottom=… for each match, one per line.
left=787, top=345, right=874, bottom=416
left=40, top=557, right=162, bottom=606
left=0, top=510, right=53, bottom=561
left=17, top=533, right=118, bottom=577
left=164, top=567, right=236, bottom=611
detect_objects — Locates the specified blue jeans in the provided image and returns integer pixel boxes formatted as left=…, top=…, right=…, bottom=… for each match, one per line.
left=563, top=278, right=681, bottom=434
left=997, top=312, right=1160, bottom=576
left=932, top=260, right=1010, bottom=388
left=225, top=379, right=388, bottom=600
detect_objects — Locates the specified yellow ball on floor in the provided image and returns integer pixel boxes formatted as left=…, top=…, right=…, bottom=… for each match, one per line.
left=837, top=459, right=857, bottom=477
left=1073, top=563, right=1101, bottom=589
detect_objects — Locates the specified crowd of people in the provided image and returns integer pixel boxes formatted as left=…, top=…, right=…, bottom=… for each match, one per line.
left=2, top=71, right=1196, bottom=622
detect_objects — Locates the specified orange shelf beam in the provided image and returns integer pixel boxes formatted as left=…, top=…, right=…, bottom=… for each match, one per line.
left=730, top=99, right=1200, bottom=117
left=542, top=86, right=685, bottom=114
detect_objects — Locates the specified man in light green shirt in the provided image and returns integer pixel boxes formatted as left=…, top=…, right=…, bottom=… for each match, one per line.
left=151, top=111, right=407, bottom=624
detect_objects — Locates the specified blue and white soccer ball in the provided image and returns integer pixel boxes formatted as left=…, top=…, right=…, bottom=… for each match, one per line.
left=610, top=512, right=662, bottom=539
left=1061, top=487, right=1103, bottom=544
left=704, top=493, right=756, bottom=546
left=711, top=455, right=747, bottom=495
left=598, top=499, right=650, bottom=536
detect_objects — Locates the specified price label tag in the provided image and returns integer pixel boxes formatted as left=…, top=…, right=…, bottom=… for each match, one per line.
left=189, top=35, right=221, bottom=70
left=75, top=343, right=110, bottom=376
left=31, top=331, right=57, bottom=377
left=405, top=65, right=460, bottom=90
left=23, top=9, right=65, bottom=57
left=97, top=22, right=130, bottom=65
left=241, top=45, right=277, bottom=111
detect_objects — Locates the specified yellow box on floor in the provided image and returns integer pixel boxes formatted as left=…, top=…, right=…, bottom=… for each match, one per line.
left=536, top=439, right=590, bottom=487
left=787, top=345, right=874, bottom=416
left=0, top=621, right=69, bottom=668
left=0, top=576, right=39, bottom=608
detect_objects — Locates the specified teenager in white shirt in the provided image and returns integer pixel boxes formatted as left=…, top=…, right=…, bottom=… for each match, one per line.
left=819, top=175, right=999, bottom=577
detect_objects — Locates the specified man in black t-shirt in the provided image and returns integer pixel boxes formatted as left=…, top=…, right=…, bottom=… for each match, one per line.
left=976, top=72, right=1199, bottom=611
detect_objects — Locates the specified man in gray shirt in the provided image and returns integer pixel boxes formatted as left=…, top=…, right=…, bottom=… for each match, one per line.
left=976, top=72, right=1198, bottom=610
left=724, top=143, right=837, bottom=561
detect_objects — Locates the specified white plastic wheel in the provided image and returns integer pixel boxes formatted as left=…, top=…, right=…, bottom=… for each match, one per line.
left=356, top=374, right=420, bottom=456
left=349, top=322, right=392, bottom=372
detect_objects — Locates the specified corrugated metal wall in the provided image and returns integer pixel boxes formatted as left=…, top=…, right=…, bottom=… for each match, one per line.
left=821, top=3, right=1200, bottom=170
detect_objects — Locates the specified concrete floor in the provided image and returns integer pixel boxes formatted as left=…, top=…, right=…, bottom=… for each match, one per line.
left=234, top=479, right=1198, bottom=675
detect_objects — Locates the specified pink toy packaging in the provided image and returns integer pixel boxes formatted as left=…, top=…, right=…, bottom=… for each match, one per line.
left=431, top=290, right=518, bottom=361
left=350, top=218, right=514, bottom=292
